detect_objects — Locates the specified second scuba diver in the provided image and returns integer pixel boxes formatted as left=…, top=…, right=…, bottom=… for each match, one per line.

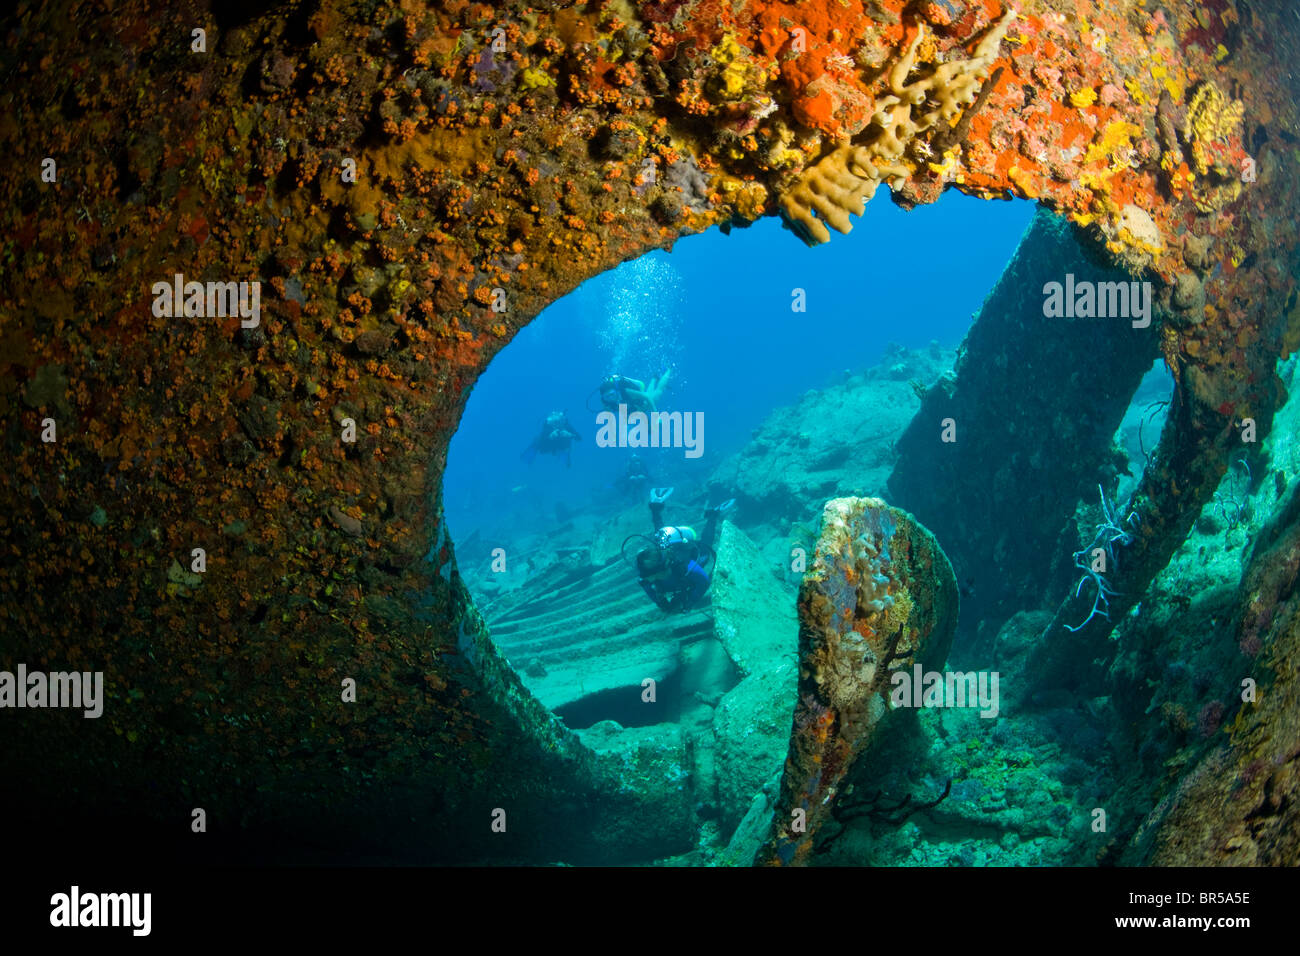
left=521, top=410, right=582, bottom=467
left=599, top=370, right=672, bottom=414
left=632, top=487, right=734, bottom=613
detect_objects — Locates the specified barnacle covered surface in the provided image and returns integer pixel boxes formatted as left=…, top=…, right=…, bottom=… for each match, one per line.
left=0, top=0, right=1298, bottom=863
left=757, top=498, right=956, bottom=866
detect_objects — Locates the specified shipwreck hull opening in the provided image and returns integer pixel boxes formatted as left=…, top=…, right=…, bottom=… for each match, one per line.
left=438, top=192, right=1137, bottom=863
left=434, top=188, right=1258, bottom=866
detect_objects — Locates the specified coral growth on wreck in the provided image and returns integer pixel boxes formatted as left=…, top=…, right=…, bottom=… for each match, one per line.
left=1, top=0, right=1299, bottom=865
left=780, top=10, right=1013, bottom=243
left=757, top=497, right=956, bottom=865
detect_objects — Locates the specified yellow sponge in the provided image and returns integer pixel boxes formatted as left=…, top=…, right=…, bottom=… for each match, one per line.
left=780, top=9, right=1014, bottom=244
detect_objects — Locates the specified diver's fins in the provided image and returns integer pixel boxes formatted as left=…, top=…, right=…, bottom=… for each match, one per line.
left=645, top=369, right=672, bottom=412
left=706, top=498, right=735, bottom=519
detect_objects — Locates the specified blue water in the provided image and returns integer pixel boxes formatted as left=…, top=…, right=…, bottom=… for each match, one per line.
left=444, top=191, right=1035, bottom=539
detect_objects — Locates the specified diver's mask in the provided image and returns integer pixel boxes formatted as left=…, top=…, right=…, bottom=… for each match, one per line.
left=636, top=547, right=668, bottom=580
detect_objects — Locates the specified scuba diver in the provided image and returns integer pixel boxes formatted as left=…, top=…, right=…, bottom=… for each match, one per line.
left=617, top=453, right=651, bottom=496
left=521, top=410, right=581, bottom=467
left=628, top=487, right=734, bottom=613
left=597, top=370, right=672, bottom=414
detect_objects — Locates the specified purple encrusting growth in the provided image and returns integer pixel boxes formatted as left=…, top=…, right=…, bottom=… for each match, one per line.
left=664, top=157, right=711, bottom=211
left=471, top=46, right=517, bottom=93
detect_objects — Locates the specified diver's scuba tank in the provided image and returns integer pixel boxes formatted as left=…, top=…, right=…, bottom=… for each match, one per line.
left=654, top=525, right=700, bottom=564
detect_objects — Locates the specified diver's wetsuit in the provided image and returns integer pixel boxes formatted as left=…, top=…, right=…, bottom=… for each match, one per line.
left=522, top=412, right=581, bottom=466
left=600, top=375, right=651, bottom=413
left=600, top=371, right=670, bottom=414
left=618, top=455, right=650, bottom=495
left=639, top=500, right=723, bottom=613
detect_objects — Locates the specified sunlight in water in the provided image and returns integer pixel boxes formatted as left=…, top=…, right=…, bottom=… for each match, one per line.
left=588, top=252, right=683, bottom=385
